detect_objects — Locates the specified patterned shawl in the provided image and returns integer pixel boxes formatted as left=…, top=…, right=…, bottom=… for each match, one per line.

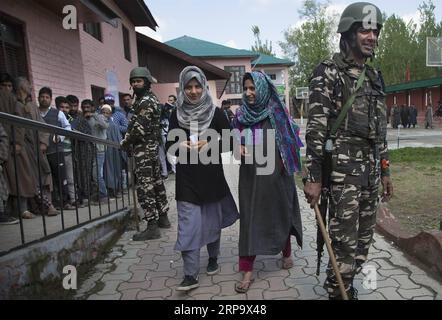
left=234, top=71, right=303, bottom=175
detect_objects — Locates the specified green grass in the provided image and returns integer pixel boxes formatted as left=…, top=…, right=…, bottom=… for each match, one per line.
left=298, top=149, right=442, bottom=234
left=389, top=147, right=442, bottom=164
left=388, top=148, right=442, bottom=234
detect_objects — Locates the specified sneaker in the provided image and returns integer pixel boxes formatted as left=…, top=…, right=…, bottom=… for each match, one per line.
left=47, top=206, right=60, bottom=216
left=91, top=197, right=108, bottom=206
left=61, top=203, right=76, bottom=210
left=158, top=214, right=171, bottom=229
left=132, top=221, right=161, bottom=241
left=76, top=201, right=87, bottom=208
left=176, top=276, right=199, bottom=291
left=206, top=257, right=220, bottom=276
left=21, top=211, right=35, bottom=219
left=0, top=216, right=19, bottom=225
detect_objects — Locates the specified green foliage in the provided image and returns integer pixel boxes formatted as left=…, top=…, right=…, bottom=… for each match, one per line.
left=374, top=0, right=442, bottom=85
left=279, top=0, right=336, bottom=90
left=281, top=0, right=442, bottom=91
left=251, top=25, right=274, bottom=56
left=375, top=15, right=419, bottom=85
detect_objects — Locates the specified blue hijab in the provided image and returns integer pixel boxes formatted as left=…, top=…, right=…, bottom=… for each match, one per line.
left=234, top=71, right=303, bottom=175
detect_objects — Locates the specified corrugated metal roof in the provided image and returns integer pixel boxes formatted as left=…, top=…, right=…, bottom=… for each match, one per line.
left=385, top=76, right=442, bottom=93
left=136, top=33, right=230, bottom=82
left=253, top=53, right=294, bottom=66
left=165, top=36, right=258, bottom=59
left=113, top=0, right=158, bottom=29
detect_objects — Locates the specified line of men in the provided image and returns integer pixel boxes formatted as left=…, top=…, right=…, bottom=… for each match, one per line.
left=389, top=104, right=418, bottom=129
left=389, top=102, right=441, bottom=129
left=0, top=73, right=138, bottom=224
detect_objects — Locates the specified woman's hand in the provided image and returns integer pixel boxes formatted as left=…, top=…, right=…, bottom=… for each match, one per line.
left=240, top=145, right=249, bottom=157
left=179, top=141, right=192, bottom=150
left=195, top=140, right=208, bottom=151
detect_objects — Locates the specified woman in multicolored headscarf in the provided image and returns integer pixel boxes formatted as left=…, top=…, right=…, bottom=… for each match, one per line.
left=233, top=71, right=304, bottom=293
left=166, top=66, right=239, bottom=292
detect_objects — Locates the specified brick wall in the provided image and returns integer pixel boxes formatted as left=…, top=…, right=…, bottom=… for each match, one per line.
left=387, top=86, right=442, bottom=125
left=79, top=0, right=139, bottom=102
left=1, top=0, right=86, bottom=102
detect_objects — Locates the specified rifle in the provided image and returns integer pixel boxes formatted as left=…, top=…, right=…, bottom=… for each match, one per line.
left=316, top=139, right=332, bottom=276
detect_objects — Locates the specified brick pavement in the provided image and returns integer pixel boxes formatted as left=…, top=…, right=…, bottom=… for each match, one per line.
left=76, top=157, right=442, bottom=300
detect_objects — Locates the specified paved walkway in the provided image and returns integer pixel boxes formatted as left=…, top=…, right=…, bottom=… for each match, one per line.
left=0, top=197, right=128, bottom=254
left=295, top=122, right=442, bottom=156
left=76, top=159, right=442, bottom=300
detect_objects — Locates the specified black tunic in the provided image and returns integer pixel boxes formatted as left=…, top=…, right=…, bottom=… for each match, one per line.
left=238, top=119, right=303, bottom=256
left=166, top=108, right=231, bottom=205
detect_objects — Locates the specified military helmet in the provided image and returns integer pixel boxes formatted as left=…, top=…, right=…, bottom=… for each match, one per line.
left=337, top=2, right=383, bottom=33
left=129, top=67, right=158, bottom=84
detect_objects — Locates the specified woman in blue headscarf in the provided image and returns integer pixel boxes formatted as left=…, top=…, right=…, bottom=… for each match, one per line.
left=233, top=71, right=303, bottom=293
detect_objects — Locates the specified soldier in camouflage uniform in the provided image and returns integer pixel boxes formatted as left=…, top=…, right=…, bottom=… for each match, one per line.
left=121, top=67, right=170, bottom=241
left=304, top=2, right=394, bottom=300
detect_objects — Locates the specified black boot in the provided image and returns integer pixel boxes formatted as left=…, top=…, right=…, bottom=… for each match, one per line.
left=132, top=220, right=161, bottom=241
left=158, top=214, right=171, bottom=229
left=329, top=286, right=358, bottom=300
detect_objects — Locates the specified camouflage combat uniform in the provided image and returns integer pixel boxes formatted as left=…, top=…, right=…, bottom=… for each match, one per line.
left=305, top=52, right=390, bottom=297
left=122, top=90, right=169, bottom=222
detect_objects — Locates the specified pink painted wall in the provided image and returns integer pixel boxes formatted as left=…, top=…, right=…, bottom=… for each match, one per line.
left=204, top=57, right=252, bottom=106
left=1, top=0, right=86, bottom=102
left=153, top=80, right=219, bottom=107
left=152, top=57, right=253, bottom=108
left=79, top=0, right=139, bottom=102
left=152, top=83, right=178, bottom=104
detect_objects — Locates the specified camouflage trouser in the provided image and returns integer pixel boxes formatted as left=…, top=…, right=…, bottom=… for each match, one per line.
left=134, top=150, right=169, bottom=223
left=324, top=182, right=379, bottom=297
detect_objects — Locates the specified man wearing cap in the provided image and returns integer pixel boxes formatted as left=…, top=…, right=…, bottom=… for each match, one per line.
left=104, top=94, right=128, bottom=138
left=121, top=67, right=170, bottom=241
left=303, top=2, right=394, bottom=300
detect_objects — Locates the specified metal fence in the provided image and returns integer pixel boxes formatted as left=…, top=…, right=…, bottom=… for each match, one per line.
left=0, top=112, right=133, bottom=256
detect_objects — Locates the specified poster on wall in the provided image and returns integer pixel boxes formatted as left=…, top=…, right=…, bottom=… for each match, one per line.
left=106, top=70, right=120, bottom=107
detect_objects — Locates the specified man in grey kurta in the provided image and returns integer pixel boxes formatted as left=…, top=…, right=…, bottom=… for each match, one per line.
left=425, top=104, right=433, bottom=129
left=85, top=109, right=109, bottom=201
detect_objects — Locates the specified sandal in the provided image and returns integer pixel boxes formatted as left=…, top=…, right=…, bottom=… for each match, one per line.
left=282, top=257, right=294, bottom=269
left=235, top=279, right=254, bottom=294
left=21, top=211, right=35, bottom=219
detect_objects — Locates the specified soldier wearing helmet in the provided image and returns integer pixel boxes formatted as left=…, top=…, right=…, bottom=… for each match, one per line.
left=121, top=67, right=170, bottom=241
left=304, top=2, right=394, bottom=300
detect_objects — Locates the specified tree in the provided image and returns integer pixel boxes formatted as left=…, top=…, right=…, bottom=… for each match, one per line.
left=279, top=0, right=336, bottom=91
left=374, top=0, right=442, bottom=85
left=416, top=0, right=442, bottom=79
left=251, top=26, right=274, bottom=56
left=375, top=14, right=419, bottom=85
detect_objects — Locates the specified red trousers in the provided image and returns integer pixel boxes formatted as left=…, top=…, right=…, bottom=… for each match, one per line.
left=239, top=237, right=292, bottom=272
